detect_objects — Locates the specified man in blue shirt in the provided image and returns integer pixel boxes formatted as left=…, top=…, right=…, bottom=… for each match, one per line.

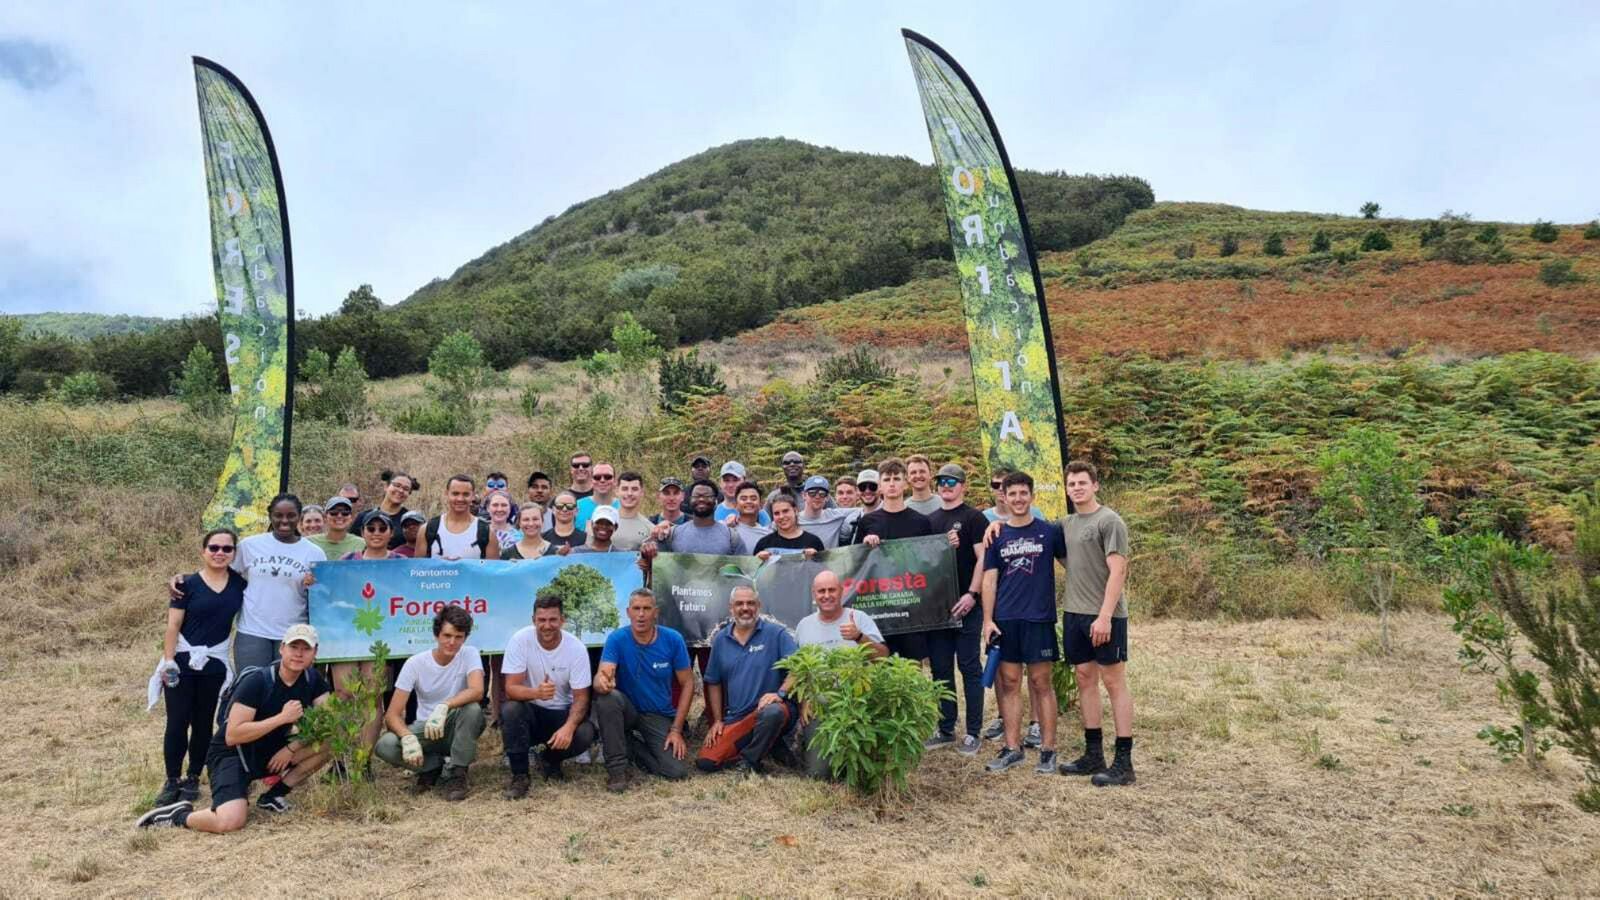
left=695, top=585, right=799, bottom=775
left=592, top=588, right=694, bottom=792
left=981, top=472, right=1067, bottom=775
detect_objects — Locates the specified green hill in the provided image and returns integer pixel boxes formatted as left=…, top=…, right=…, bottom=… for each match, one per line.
left=13, top=312, right=172, bottom=340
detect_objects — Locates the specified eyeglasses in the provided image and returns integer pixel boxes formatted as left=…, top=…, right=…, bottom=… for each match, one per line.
left=571, top=461, right=591, bottom=469
left=990, top=482, right=1004, bottom=490
left=935, top=477, right=962, bottom=488
left=593, top=474, right=615, bottom=481
left=552, top=503, right=577, bottom=511
left=205, top=544, right=235, bottom=553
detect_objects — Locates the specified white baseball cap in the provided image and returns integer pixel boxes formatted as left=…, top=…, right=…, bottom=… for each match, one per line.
left=720, top=461, right=747, bottom=479
left=282, top=623, right=320, bottom=648
left=589, top=505, right=619, bottom=526
left=857, top=469, right=880, bottom=486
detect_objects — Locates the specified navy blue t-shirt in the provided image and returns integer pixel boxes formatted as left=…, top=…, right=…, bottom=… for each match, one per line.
left=173, top=571, right=247, bottom=670
left=601, top=625, right=691, bottom=717
left=704, top=619, right=798, bottom=723
left=982, top=518, right=1067, bottom=622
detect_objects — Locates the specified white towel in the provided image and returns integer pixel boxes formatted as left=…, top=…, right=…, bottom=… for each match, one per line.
left=145, top=635, right=236, bottom=712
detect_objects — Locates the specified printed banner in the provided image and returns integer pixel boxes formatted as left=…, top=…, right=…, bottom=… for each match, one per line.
left=650, top=536, right=959, bottom=645
left=902, top=31, right=1071, bottom=519
left=193, top=58, right=294, bottom=534
left=308, top=555, right=646, bottom=662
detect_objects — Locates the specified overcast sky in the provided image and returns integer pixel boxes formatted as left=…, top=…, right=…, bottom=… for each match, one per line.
left=2, top=1, right=1596, bottom=319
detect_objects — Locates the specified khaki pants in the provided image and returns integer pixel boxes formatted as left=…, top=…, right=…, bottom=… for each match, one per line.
left=374, top=704, right=485, bottom=777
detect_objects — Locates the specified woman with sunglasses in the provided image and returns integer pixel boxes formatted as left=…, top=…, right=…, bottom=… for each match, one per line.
left=484, top=490, right=522, bottom=552
left=298, top=504, right=325, bottom=537
left=376, top=469, right=417, bottom=549
left=343, top=509, right=399, bottom=560
left=149, top=528, right=247, bottom=807
left=502, top=504, right=556, bottom=560
left=542, top=491, right=586, bottom=555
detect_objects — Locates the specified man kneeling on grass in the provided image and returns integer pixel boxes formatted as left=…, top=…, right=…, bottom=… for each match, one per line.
left=591, top=588, right=694, bottom=792
left=696, top=584, right=799, bottom=776
left=373, top=606, right=486, bottom=801
left=137, top=624, right=331, bottom=831
left=500, top=590, right=597, bottom=799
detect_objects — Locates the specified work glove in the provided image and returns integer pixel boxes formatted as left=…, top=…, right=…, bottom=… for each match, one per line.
left=423, top=703, right=450, bottom=740
left=401, top=733, right=424, bottom=766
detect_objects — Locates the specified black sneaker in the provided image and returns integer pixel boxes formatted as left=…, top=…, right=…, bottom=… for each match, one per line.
left=256, top=793, right=290, bottom=813
left=177, top=776, right=201, bottom=803
left=1023, top=721, right=1042, bottom=749
left=923, top=730, right=957, bottom=750
left=409, top=769, right=440, bottom=796
left=985, top=747, right=1026, bottom=772
left=1091, top=752, right=1136, bottom=787
left=503, top=774, right=531, bottom=800
left=1034, top=750, right=1058, bottom=774
left=136, top=800, right=191, bottom=829
left=153, top=778, right=181, bottom=807
left=538, top=751, right=566, bottom=782
left=1058, top=749, right=1107, bottom=776
left=439, top=772, right=470, bottom=802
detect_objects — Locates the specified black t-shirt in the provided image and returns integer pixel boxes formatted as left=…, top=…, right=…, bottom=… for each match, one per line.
left=544, top=527, right=588, bottom=549
left=173, top=571, right=247, bottom=664
left=379, top=505, right=410, bottom=548
left=853, top=507, right=935, bottom=543
left=212, top=666, right=329, bottom=768
left=754, top=530, right=825, bottom=555
left=928, top=503, right=992, bottom=604
left=568, top=488, right=594, bottom=500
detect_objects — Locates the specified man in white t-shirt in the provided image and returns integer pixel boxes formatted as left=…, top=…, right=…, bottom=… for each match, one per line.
left=794, top=570, right=888, bottom=779
left=499, top=591, right=598, bottom=799
left=374, top=607, right=486, bottom=801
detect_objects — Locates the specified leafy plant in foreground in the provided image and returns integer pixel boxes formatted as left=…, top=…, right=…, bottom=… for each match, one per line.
left=296, top=640, right=391, bottom=792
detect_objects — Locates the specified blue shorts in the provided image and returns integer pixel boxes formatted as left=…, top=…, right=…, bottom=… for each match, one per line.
left=1062, top=612, right=1129, bottom=666
left=994, top=620, right=1057, bottom=665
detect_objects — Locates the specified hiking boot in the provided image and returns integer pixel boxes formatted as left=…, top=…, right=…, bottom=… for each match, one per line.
left=605, top=768, right=631, bottom=794
left=177, top=776, right=201, bottom=803
left=538, top=752, right=566, bottom=782
left=1034, top=750, right=1058, bottom=774
left=985, top=747, right=1026, bottom=772
left=1091, top=748, right=1136, bottom=787
left=255, top=793, right=290, bottom=813
left=409, top=769, right=440, bottom=796
left=439, top=772, right=470, bottom=802
left=136, top=800, right=191, bottom=829
left=982, top=718, right=1004, bottom=741
left=732, top=758, right=765, bottom=779
left=1023, top=721, right=1042, bottom=749
left=153, top=778, right=182, bottom=807
left=924, top=730, right=956, bottom=750
left=503, top=774, right=531, bottom=800
left=957, top=734, right=982, bottom=756
left=1058, top=747, right=1107, bottom=776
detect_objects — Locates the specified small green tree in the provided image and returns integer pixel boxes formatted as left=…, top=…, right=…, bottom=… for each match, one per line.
left=1310, top=230, right=1332, bottom=253
left=1539, top=259, right=1582, bottom=287
left=605, top=311, right=661, bottom=375
left=393, top=331, right=501, bottom=435
left=172, top=343, right=227, bottom=417
left=1529, top=220, right=1560, bottom=243
left=296, top=640, right=390, bottom=796
left=814, top=346, right=898, bottom=388
left=1172, top=241, right=1196, bottom=260
left=658, top=349, right=726, bottom=412
left=1475, top=223, right=1501, bottom=245
left=1218, top=233, right=1239, bottom=257
left=1313, top=425, right=1427, bottom=654
left=297, top=346, right=369, bottom=426
left=0, top=315, right=22, bottom=393
left=1263, top=233, right=1286, bottom=257
left=1419, top=220, right=1448, bottom=248
left=1583, top=219, right=1600, bottom=240
left=1360, top=229, right=1393, bottom=252
left=56, top=371, right=109, bottom=405
left=1360, top=202, right=1381, bottom=219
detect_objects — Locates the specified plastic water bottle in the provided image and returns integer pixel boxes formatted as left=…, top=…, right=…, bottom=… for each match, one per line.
left=981, top=643, right=1001, bottom=688
left=162, top=663, right=181, bottom=689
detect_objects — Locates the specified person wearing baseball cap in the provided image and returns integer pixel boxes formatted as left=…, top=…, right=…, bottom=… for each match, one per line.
left=307, top=496, right=363, bottom=559
left=138, top=624, right=331, bottom=831
left=715, top=462, right=769, bottom=526
left=924, top=463, right=994, bottom=755
left=797, top=475, right=859, bottom=549
left=391, top=510, right=426, bottom=558
left=573, top=505, right=622, bottom=553
left=651, top=477, right=688, bottom=527
left=856, top=469, right=882, bottom=513
left=688, top=455, right=712, bottom=484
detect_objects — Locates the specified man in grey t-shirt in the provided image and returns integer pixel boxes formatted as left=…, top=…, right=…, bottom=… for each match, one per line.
left=794, top=571, right=888, bottom=778
left=796, top=476, right=859, bottom=549
left=644, top=479, right=748, bottom=556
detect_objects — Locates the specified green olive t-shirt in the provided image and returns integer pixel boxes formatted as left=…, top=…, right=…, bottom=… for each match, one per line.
left=1063, top=506, right=1130, bottom=618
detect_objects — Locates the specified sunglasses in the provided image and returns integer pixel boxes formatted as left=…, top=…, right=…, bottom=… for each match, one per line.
left=990, top=482, right=1004, bottom=490
left=205, top=544, right=235, bottom=553
left=805, top=488, right=830, bottom=496
left=936, top=477, right=962, bottom=488
left=571, top=461, right=592, bottom=469
left=859, top=483, right=878, bottom=491
left=328, top=508, right=352, bottom=516
left=486, top=481, right=507, bottom=490
left=364, top=523, right=391, bottom=533
left=593, top=474, right=615, bottom=481
left=552, top=503, right=577, bottom=511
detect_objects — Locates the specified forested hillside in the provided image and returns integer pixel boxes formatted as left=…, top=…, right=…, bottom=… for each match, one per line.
left=13, top=312, right=172, bottom=340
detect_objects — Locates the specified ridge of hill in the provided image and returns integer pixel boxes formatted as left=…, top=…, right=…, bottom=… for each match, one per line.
left=11, top=312, right=173, bottom=340
left=742, top=202, right=1600, bottom=360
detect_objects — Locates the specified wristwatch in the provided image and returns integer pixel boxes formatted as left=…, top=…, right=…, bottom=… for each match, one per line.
left=776, top=689, right=788, bottom=701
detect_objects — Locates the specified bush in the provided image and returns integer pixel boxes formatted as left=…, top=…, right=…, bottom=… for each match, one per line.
left=779, top=644, right=947, bottom=798
left=658, top=349, right=726, bottom=412
left=1419, top=220, right=1447, bottom=248
left=1539, top=259, right=1582, bottom=287
left=1529, top=220, right=1560, bottom=243
left=1309, top=231, right=1332, bottom=253
left=1263, top=233, right=1286, bottom=257
left=1360, top=202, right=1382, bottom=219
left=0, top=316, right=21, bottom=393
left=56, top=371, right=111, bottom=405
left=1475, top=224, right=1501, bottom=245
left=1359, top=229, right=1393, bottom=252
left=172, top=342, right=227, bottom=418
left=391, top=401, right=479, bottom=436
left=296, top=346, right=369, bottom=426
left=393, top=331, right=502, bottom=435
left=814, top=346, right=898, bottom=388
left=297, top=640, right=390, bottom=793
left=518, top=382, right=542, bottom=419
left=1172, top=242, right=1196, bottom=260
left=1584, top=220, right=1600, bottom=240
left=1218, top=234, right=1239, bottom=257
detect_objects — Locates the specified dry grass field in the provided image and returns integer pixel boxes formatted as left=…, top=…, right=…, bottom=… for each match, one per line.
left=4, top=613, right=1598, bottom=897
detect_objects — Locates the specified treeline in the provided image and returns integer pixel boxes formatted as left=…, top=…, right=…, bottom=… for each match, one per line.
left=0, top=138, right=1151, bottom=398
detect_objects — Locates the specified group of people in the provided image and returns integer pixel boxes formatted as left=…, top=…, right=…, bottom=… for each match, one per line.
left=137, top=449, right=1137, bottom=835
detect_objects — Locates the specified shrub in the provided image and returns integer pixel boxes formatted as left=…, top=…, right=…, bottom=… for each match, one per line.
left=1218, top=234, right=1239, bottom=257
left=172, top=342, right=227, bottom=418
left=1310, top=231, right=1332, bottom=253
left=0, top=315, right=21, bottom=393
left=1539, top=259, right=1582, bottom=287
left=1584, top=220, right=1600, bottom=240
left=1475, top=224, right=1501, bottom=245
left=297, top=346, right=369, bottom=426
left=296, top=640, right=390, bottom=793
left=779, top=643, right=947, bottom=798
left=1360, top=202, right=1381, bottom=219
left=391, top=401, right=479, bottom=436
left=1172, top=242, right=1196, bottom=260
left=393, top=331, right=501, bottom=435
left=1263, top=233, right=1286, bottom=257
left=1332, top=247, right=1358, bottom=264
left=56, top=371, right=111, bottom=405
left=1359, top=230, right=1393, bottom=252
left=518, top=382, right=542, bottom=419
left=814, top=346, right=898, bottom=388
left=1529, top=220, right=1560, bottom=243
left=1419, top=220, right=1447, bottom=248
left=658, top=349, right=726, bottom=412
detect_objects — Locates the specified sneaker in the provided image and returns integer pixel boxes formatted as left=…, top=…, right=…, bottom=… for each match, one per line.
left=502, top=774, right=531, bottom=800
left=177, top=776, right=201, bottom=803
left=153, top=778, right=181, bottom=807
left=439, top=772, right=470, bottom=802
left=732, top=758, right=765, bottom=779
left=409, top=769, right=440, bottom=796
left=1091, top=751, right=1137, bottom=787
left=605, top=768, right=631, bottom=794
left=957, top=734, right=982, bottom=756
left=255, top=793, right=290, bottom=813
left=1034, top=750, right=1057, bottom=774
left=924, top=730, right=956, bottom=750
left=1058, top=749, right=1107, bottom=776
left=985, top=747, right=1026, bottom=772
left=1023, top=721, right=1042, bottom=749
left=136, top=800, right=191, bottom=829
left=538, top=752, right=566, bottom=782
left=573, top=749, right=594, bottom=765
left=982, top=718, right=1005, bottom=741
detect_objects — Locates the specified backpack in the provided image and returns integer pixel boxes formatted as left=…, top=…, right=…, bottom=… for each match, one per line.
left=214, top=664, right=325, bottom=730
left=424, top=515, right=492, bottom=558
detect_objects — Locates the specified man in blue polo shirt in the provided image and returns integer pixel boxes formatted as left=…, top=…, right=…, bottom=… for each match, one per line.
left=591, top=588, right=695, bottom=793
left=695, top=584, right=799, bottom=775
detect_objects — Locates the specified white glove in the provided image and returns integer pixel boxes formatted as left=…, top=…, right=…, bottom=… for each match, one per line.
left=401, top=732, right=424, bottom=766
left=423, top=703, right=450, bottom=740
left=158, top=658, right=181, bottom=683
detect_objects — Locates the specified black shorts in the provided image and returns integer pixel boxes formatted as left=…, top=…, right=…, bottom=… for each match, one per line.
left=1061, top=612, right=1129, bottom=666
left=994, top=619, right=1057, bottom=665
left=885, top=631, right=928, bottom=661
left=205, top=748, right=257, bottom=808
